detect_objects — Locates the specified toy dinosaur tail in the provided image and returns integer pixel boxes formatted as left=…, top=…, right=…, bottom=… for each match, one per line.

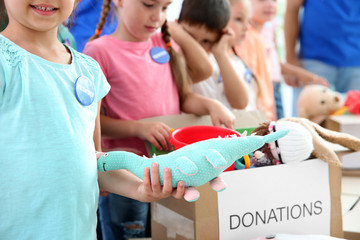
left=262, top=129, right=289, bottom=143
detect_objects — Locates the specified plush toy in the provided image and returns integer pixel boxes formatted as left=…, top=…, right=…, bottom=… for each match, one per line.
left=251, top=150, right=272, bottom=167
left=343, top=90, right=360, bottom=115
left=251, top=120, right=314, bottom=166
left=97, top=130, right=288, bottom=202
left=253, top=117, right=360, bottom=166
left=297, top=85, right=344, bottom=124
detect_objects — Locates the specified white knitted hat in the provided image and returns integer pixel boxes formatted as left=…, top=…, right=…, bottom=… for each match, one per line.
left=270, top=121, right=314, bottom=164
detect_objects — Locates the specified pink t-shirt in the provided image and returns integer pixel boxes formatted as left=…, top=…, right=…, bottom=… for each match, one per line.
left=261, top=20, right=282, bottom=83
left=84, top=32, right=180, bottom=155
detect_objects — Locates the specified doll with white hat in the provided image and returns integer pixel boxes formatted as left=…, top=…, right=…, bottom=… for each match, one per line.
left=251, top=120, right=314, bottom=166
left=252, top=117, right=360, bottom=166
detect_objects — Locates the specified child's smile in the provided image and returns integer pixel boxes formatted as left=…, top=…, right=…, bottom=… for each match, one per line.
left=30, top=4, right=58, bottom=16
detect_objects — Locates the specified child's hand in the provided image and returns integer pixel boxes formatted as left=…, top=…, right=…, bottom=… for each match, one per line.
left=283, top=66, right=328, bottom=87
left=208, top=100, right=236, bottom=129
left=211, top=27, right=235, bottom=57
left=136, top=121, right=173, bottom=151
left=137, top=162, right=185, bottom=202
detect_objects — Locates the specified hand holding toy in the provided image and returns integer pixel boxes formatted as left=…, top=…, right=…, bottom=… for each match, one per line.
left=98, top=130, right=288, bottom=202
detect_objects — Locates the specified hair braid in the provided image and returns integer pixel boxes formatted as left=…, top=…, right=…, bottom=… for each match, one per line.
left=89, top=0, right=111, bottom=41
left=161, top=20, right=190, bottom=101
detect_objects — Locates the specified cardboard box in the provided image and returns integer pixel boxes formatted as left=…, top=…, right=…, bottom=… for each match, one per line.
left=151, top=161, right=342, bottom=240
left=343, top=200, right=360, bottom=240
left=342, top=176, right=360, bottom=240
left=323, top=115, right=360, bottom=139
left=339, top=151, right=360, bottom=177
left=148, top=111, right=343, bottom=240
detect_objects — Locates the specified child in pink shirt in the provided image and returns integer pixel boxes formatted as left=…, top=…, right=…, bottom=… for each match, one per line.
left=83, top=0, right=235, bottom=239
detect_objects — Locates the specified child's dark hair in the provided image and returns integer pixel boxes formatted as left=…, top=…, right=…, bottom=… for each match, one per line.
left=0, top=0, right=9, bottom=32
left=90, top=1, right=190, bottom=100
left=178, top=0, right=231, bottom=32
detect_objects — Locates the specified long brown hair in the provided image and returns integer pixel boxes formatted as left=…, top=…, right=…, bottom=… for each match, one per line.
left=161, top=20, right=190, bottom=101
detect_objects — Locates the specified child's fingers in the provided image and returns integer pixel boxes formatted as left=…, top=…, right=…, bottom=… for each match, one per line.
left=226, top=27, right=235, bottom=37
left=148, top=136, right=163, bottom=151
left=142, top=167, right=152, bottom=192
left=224, top=119, right=235, bottom=129
left=172, top=181, right=185, bottom=199
left=157, top=128, right=173, bottom=151
left=211, top=117, right=221, bottom=127
left=150, top=162, right=162, bottom=193
left=161, top=167, right=174, bottom=196
left=316, top=76, right=329, bottom=87
left=155, top=133, right=167, bottom=151
left=221, top=26, right=231, bottom=34
left=143, top=167, right=151, bottom=186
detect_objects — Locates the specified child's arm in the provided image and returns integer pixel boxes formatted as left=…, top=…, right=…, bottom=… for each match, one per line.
left=94, top=103, right=185, bottom=201
left=100, top=114, right=173, bottom=151
left=211, top=27, right=249, bottom=110
left=280, top=63, right=329, bottom=87
left=284, top=0, right=304, bottom=66
left=272, top=20, right=328, bottom=88
left=97, top=160, right=185, bottom=202
left=180, top=91, right=235, bottom=129
left=168, top=21, right=213, bottom=83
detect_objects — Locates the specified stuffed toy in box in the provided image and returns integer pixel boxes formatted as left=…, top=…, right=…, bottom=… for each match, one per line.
left=297, top=85, right=343, bottom=124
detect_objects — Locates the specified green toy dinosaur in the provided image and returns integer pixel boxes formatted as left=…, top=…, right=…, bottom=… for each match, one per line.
left=98, top=130, right=288, bottom=201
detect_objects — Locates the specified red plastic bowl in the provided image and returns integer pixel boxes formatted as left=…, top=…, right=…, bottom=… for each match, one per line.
left=169, top=125, right=240, bottom=171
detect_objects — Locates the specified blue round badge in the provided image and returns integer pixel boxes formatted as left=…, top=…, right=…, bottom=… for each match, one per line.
left=150, top=47, right=170, bottom=64
left=74, top=76, right=95, bottom=106
left=245, top=69, right=252, bottom=84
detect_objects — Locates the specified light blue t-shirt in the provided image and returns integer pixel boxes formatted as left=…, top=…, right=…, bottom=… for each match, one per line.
left=0, top=34, right=110, bottom=239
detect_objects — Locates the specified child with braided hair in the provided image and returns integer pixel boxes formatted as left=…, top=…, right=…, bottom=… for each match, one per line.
left=0, top=0, right=186, bottom=239
left=83, top=0, right=236, bottom=239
